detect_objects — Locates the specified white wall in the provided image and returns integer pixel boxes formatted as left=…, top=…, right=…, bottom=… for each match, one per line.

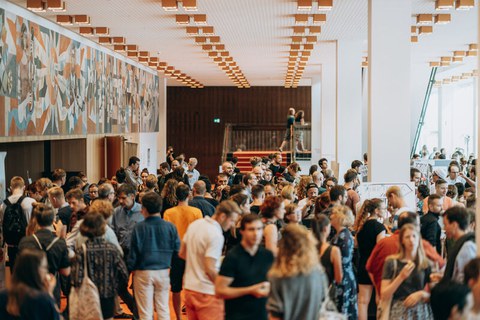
left=337, top=40, right=363, bottom=178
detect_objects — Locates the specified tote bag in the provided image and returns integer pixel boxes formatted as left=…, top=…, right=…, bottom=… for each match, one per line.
left=69, top=243, right=103, bottom=320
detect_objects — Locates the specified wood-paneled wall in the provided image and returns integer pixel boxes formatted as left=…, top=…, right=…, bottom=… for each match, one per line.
left=167, top=86, right=311, bottom=180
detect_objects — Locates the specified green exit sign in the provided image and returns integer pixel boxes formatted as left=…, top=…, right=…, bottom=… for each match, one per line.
left=213, top=118, right=221, bottom=123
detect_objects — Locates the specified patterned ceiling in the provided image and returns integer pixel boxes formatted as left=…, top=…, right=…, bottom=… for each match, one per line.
left=8, top=0, right=478, bottom=86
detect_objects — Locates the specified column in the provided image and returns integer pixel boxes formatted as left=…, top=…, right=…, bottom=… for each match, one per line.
left=337, top=40, right=363, bottom=179
left=368, top=0, right=411, bottom=182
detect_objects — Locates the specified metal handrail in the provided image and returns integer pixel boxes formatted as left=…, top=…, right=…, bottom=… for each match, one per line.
left=411, top=67, right=438, bottom=158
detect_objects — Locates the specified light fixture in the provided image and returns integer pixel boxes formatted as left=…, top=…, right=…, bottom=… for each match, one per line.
left=434, top=14, right=451, bottom=24
left=309, top=26, right=321, bottom=34
left=112, top=37, right=126, bottom=44
left=209, top=36, right=220, bottom=43
left=418, top=26, right=433, bottom=35
left=416, top=14, right=433, bottom=24
left=176, top=15, right=190, bottom=24
left=74, top=15, right=90, bottom=25
left=193, top=14, right=207, bottom=24
left=297, top=0, right=313, bottom=11
left=435, top=0, right=454, bottom=10
left=98, top=37, right=112, bottom=44
left=46, top=0, right=65, bottom=11
left=312, top=14, right=327, bottom=24
left=182, top=0, right=197, bottom=11
left=95, top=27, right=110, bottom=35
left=318, top=0, right=333, bottom=11
left=195, top=36, right=207, bottom=44
left=162, top=0, right=178, bottom=11
left=467, top=50, right=478, bottom=57
left=126, top=44, right=138, bottom=51
left=293, top=26, right=307, bottom=34
left=27, top=0, right=45, bottom=11
left=292, top=36, right=303, bottom=43
left=113, top=45, right=125, bottom=52
left=305, top=35, right=317, bottom=43
left=456, top=0, right=474, bottom=10
left=56, top=15, right=73, bottom=25
left=203, top=26, right=214, bottom=35
left=295, top=14, right=309, bottom=25
left=304, top=43, right=314, bottom=50
left=202, top=44, right=213, bottom=51
left=186, top=27, right=199, bottom=35
left=79, top=27, right=94, bottom=36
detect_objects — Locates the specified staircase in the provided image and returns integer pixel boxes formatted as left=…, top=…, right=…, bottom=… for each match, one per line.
left=226, top=151, right=291, bottom=173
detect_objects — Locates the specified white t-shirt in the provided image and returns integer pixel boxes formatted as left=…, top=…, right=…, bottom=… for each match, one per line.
left=445, top=176, right=466, bottom=186
left=183, top=216, right=224, bottom=295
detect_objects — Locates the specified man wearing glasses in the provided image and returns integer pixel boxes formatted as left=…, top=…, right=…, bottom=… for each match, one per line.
left=446, top=164, right=466, bottom=185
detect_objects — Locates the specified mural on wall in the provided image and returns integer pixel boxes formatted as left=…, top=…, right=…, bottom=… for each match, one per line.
left=0, top=8, right=159, bottom=137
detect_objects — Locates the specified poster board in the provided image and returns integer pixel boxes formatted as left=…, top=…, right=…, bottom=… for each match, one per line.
left=356, top=182, right=416, bottom=209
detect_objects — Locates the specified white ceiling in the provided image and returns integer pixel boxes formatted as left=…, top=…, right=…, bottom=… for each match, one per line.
left=8, top=0, right=478, bottom=86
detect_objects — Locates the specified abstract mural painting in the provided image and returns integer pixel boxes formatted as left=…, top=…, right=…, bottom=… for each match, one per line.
left=0, top=8, right=159, bottom=137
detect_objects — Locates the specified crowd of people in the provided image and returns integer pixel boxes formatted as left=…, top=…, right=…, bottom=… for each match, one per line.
left=0, top=147, right=478, bottom=320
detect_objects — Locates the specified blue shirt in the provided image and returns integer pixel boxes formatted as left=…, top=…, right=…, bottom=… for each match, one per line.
left=111, top=202, right=144, bottom=251
left=127, top=216, right=180, bottom=271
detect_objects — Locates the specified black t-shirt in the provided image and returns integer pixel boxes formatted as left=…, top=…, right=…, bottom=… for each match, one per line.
left=18, top=229, right=70, bottom=275
left=219, top=245, right=274, bottom=320
left=382, top=259, right=431, bottom=300
left=357, top=219, right=386, bottom=266
left=250, top=205, right=261, bottom=215
left=0, top=290, right=60, bottom=320
left=57, top=205, right=72, bottom=231
left=269, top=164, right=285, bottom=176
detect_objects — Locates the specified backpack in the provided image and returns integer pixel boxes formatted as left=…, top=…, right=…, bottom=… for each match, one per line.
left=2, top=196, right=28, bottom=246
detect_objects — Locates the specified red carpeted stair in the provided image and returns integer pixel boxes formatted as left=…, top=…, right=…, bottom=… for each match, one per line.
left=228, top=151, right=290, bottom=173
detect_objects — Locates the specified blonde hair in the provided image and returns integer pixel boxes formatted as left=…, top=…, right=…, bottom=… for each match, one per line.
left=269, top=224, right=319, bottom=278
left=389, top=224, right=429, bottom=270
left=47, top=186, right=64, bottom=201
left=89, top=200, right=114, bottom=220
left=386, top=185, right=403, bottom=198
left=330, top=205, right=354, bottom=228
left=281, top=185, right=295, bottom=201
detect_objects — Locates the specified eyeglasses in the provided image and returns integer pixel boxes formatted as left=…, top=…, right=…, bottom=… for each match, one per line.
left=326, top=184, right=334, bottom=188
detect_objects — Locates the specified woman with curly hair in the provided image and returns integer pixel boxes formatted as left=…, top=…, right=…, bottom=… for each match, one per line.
left=296, top=175, right=313, bottom=201
left=267, top=224, right=327, bottom=320
left=260, top=196, right=285, bottom=256
left=160, top=179, right=178, bottom=217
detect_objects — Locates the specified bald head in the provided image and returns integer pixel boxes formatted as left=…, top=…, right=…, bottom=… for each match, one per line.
left=222, top=162, right=234, bottom=176
left=193, top=180, right=207, bottom=196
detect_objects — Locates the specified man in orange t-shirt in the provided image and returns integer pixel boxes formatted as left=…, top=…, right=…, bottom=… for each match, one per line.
left=164, top=184, right=203, bottom=320
left=422, top=179, right=454, bottom=214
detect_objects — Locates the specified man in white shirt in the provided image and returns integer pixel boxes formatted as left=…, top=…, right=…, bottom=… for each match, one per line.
left=186, top=157, right=200, bottom=189
left=386, top=185, right=414, bottom=232
left=179, top=200, right=241, bottom=320
left=445, top=163, right=466, bottom=185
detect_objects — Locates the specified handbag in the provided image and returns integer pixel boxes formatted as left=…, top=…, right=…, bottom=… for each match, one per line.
left=376, top=259, right=398, bottom=320
left=319, top=273, right=347, bottom=320
left=69, top=243, right=103, bottom=320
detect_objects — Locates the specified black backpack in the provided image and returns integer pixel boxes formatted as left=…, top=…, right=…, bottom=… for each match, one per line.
left=2, top=196, right=28, bottom=246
